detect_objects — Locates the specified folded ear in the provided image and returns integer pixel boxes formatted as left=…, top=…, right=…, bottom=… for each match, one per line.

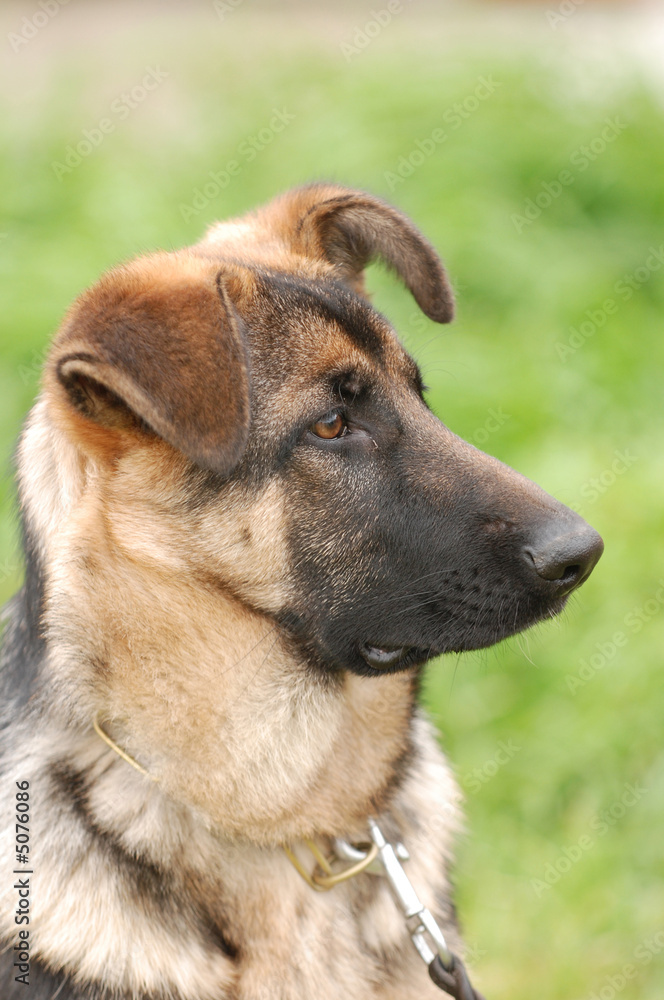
left=271, top=184, right=454, bottom=322
left=49, top=254, right=250, bottom=476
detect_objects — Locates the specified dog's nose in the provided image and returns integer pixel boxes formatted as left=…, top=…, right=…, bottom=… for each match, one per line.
left=523, top=522, right=604, bottom=595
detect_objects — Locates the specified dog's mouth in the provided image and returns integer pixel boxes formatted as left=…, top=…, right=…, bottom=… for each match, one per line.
left=359, top=642, right=438, bottom=672
left=357, top=596, right=569, bottom=673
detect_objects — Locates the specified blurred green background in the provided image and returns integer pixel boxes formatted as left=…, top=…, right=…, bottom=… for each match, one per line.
left=1, top=2, right=662, bottom=997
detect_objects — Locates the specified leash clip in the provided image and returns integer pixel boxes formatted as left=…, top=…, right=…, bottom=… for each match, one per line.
left=368, top=820, right=485, bottom=999
left=367, top=818, right=453, bottom=970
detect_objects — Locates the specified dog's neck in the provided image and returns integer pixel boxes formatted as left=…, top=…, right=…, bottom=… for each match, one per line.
left=0, top=703, right=461, bottom=1000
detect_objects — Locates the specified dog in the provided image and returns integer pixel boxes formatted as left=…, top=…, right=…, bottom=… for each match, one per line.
left=0, top=184, right=603, bottom=999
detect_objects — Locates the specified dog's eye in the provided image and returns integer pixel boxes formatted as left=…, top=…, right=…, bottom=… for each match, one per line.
left=310, top=412, right=347, bottom=440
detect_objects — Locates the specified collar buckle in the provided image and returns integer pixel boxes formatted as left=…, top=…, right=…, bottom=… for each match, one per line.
left=283, top=838, right=379, bottom=891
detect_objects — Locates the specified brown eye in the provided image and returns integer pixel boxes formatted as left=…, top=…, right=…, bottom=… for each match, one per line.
left=311, top=412, right=346, bottom=440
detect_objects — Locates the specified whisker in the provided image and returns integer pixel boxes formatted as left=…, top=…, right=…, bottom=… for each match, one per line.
left=217, top=622, right=279, bottom=676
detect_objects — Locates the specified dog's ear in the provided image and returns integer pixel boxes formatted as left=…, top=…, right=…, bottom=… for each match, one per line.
left=49, top=255, right=250, bottom=475
left=270, top=184, right=454, bottom=322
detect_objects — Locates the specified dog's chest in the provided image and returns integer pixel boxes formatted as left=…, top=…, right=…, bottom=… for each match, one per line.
left=223, top=850, right=451, bottom=1000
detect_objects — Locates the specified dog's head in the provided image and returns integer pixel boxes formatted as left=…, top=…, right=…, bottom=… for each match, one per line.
left=43, top=184, right=602, bottom=683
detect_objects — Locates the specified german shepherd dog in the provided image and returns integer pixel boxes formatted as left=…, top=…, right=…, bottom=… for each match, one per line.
left=0, top=185, right=602, bottom=1000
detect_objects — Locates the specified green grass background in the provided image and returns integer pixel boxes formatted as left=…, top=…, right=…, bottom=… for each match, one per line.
left=1, top=3, right=663, bottom=997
